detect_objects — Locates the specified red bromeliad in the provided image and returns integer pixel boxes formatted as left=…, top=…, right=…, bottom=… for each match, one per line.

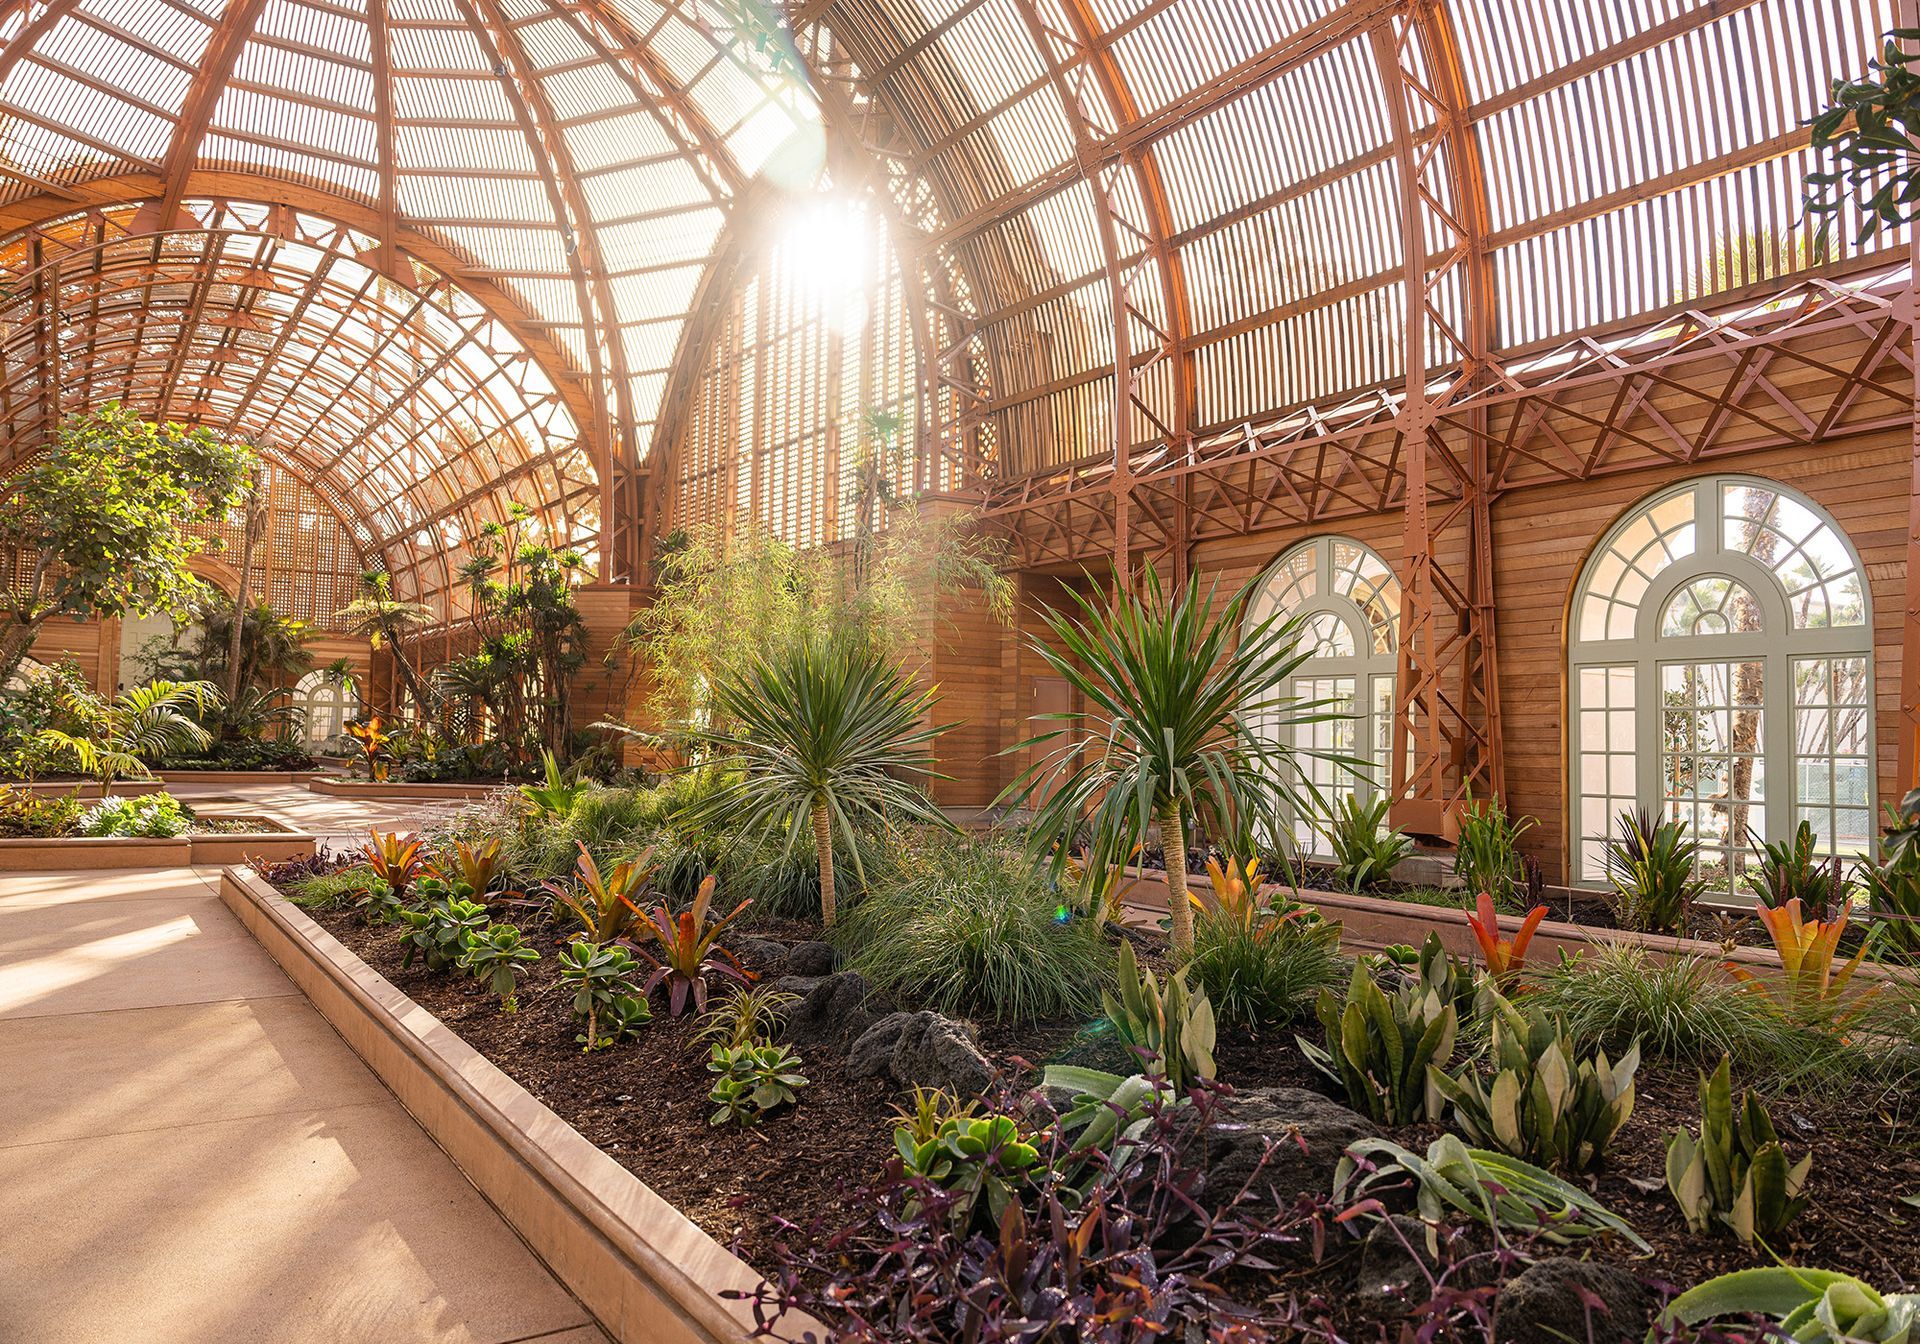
left=626, top=874, right=755, bottom=1017
left=1467, top=891, right=1547, bottom=985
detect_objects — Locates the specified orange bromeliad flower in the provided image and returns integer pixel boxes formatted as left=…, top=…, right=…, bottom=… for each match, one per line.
left=1467, top=891, right=1546, bottom=985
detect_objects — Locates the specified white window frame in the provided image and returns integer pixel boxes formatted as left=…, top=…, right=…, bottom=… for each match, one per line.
left=1568, top=475, right=1874, bottom=888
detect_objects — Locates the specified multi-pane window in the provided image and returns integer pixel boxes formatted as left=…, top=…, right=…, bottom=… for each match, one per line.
left=1569, top=476, right=1873, bottom=891
left=1246, top=536, right=1402, bottom=852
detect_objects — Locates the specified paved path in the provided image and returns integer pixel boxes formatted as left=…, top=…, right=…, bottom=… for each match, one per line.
left=0, top=780, right=609, bottom=1344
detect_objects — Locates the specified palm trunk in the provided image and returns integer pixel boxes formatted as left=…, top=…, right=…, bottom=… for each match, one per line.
left=225, top=472, right=264, bottom=706
left=812, top=799, right=837, bottom=928
left=383, top=623, right=435, bottom=719
left=1162, top=801, right=1195, bottom=957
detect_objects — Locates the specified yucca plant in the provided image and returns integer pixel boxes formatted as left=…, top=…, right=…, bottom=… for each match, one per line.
left=1001, top=567, right=1355, bottom=956
left=1101, top=940, right=1216, bottom=1091
left=1453, top=795, right=1536, bottom=907
left=678, top=634, right=953, bottom=929
left=1602, top=807, right=1706, bottom=933
left=1321, top=792, right=1413, bottom=893
left=1666, top=1054, right=1811, bottom=1246
left=34, top=679, right=219, bottom=791
left=628, top=873, right=755, bottom=1017
left=1749, top=820, right=1848, bottom=919
left=1428, top=989, right=1639, bottom=1174
left=542, top=841, right=653, bottom=944
left=1301, top=958, right=1457, bottom=1124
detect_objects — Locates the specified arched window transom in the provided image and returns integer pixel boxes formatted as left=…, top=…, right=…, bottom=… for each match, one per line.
left=1247, top=536, right=1402, bottom=850
left=1569, top=476, right=1872, bottom=893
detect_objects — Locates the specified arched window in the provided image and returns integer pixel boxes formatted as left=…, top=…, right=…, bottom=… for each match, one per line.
left=1569, top=476, right=1872, bottom=893
left=1246, top=537, right=1402, bottom=847
left=294, top=671, right=359, bottom=747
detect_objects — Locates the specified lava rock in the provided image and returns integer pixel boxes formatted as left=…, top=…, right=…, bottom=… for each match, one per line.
left=848, top=1010, right=996, bottom=1097
left=1495, top=1257, right=1649, bottom=1343
left=773, top=970, right=878, bottom=1051
left=732, top=936, right=789, bottom=974
left=1203, top=1087, right=1380, bottom=1209
left=1353, top=1215, right=1431, bottom=1314
left=786, top=941, right=837, bottom=976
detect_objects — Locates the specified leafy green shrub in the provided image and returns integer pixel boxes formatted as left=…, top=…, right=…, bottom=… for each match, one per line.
left=708, top=1042, right=808, bottom=1125
left=1187, top=906, right=1344, bottom=1031
left=1530, top=943, right=1831, bottom=1080
left=1666, top=1055, right=1811, bottom=1246
left=1428, top=990, right=1638, bottom=1173
left=457, top=924, right=540, bottom=1011
left=1453, top=795, right=1536, bottom=906
left=1750, top=819, right=1848, bottom=919
left=0, top=784, right=81, bottom=837
left=558, top=941, right=650, bottom=1052
left=77, top=792, right=191, bottom=838
left=1320, top=793, right=1412, bottom=893
left=1602, top=807, right=1706, bottom=933
left=1100, top=940, right=1217, bottom=1089
left=397, top=894, right=489, bottom=971
left=1335, top=1134, right=1647, bottom=1253
left=510, top=786, right=654, bottom=877
left=1302, top=959, right=1456, bottom=1124
left=838, top=834, right=1112, bottom=1024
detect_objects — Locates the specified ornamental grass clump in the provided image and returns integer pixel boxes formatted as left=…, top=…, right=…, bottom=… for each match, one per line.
left=838, top=833, right=1111, bottom=1024
left=1187, top=902, right=1344, bottom=1031
left=1428, top=989, right=1639, bottom=1174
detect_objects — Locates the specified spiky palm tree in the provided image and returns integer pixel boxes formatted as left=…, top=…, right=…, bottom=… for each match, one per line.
left=330, top=572, right=437, bottom=718
left=37, top=680, right=221, bottom=792
left=1001, top=568, right=1356, bottom=957
left=676, top=635, right=953, bottom=928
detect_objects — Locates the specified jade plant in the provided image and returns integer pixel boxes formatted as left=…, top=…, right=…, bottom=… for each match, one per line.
left=397, top=893, right=489, bottom=972
left=1666, top=1054, right=1812, bottom=1246
left=558, top=941, right=650, bottom=1052
left=457, top=923, right=540, bottom=1011
left=893, top=1109, right=1042, bottom=1226
left=708, top=1042, right=809, bottom=1125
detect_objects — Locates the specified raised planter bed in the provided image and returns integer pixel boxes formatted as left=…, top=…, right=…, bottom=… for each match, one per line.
left=1115, top=866, right=1919, bottom=989
left=306, top=777, right=511, bottom=801
left=218, top=865, right=766, bottom=1344
left=10, top=771, right=333, bottom=798
left=0, top=821, right=316, bottom=870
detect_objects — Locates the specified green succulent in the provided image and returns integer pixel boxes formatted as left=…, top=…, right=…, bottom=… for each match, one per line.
left=1301, top=958, right=1457, bottom=1125
left=1101, top=939, right=1216, bottom=1091
left=894, top=1112, right=1041, bottom=1224
left=558, top=941, right=650, bottom=1052
left=707, top=1042, right=809, bottom=1124
left=397, top=896, right=490, bottom=972
left=1664, top=1267, right=1920, bottom=1342
left=456, top=923, right=540, bottom=1011
left=1428, top=989, right=1638, bottom=1173
left=1666, top=1054, right=1811, bottom=1246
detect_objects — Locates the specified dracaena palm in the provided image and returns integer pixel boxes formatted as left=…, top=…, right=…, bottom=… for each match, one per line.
left=36, top=679, right=220, bottom=791
left=677, top=634, right=953, bottom=928
left=1001, top=567, right=1356, bottom=957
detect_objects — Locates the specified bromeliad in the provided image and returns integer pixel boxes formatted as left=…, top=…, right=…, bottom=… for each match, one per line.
left=1468, top=890, right=1546, bottom=987
left=1734, top=896, right=1877, bottom=1026
left=543, top=841, right=652, bottom=944
left=361, top=829, right=425, bottom=902
left=629, top=874, right=755, bottom=1016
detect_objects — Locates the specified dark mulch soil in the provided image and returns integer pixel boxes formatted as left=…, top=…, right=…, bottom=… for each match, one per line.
left=293, top=883, right=1920, bottom=1317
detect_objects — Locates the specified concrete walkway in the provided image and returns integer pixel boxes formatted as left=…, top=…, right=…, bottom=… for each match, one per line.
left=0, top=781, right=610, bottom=1344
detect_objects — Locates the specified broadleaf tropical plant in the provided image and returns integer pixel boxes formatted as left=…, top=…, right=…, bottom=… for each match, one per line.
left=628, top=873, right=755, bottom=1017
left=1000, top=567, right=1356, bottom=956
left=1665, top=1054, right=1812, bottom=1246
left=34, top=679, right=220, bottom=790
left=1100, top=939, right=1216, bottom=1091
left=676, top=633, right=953, bottom=928
left=1301, top=958, right=1457, bottom=1125
left=1466, top=889, right=1546, bottom=987
left=543, top=841, right=653, bottom=944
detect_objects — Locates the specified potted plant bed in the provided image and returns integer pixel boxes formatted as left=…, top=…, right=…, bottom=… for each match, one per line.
left=218, top=865, right=769, bottom=1344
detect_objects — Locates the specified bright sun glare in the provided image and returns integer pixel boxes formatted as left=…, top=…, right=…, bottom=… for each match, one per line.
left=778, top=196, right=873, bottom=335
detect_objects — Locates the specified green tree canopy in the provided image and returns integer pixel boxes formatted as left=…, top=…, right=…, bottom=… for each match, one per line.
left=0, top=403, right=252, bottom=683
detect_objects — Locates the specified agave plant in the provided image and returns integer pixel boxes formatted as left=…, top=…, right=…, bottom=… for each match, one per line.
left=1001, top=567, right=1355, bottom=957
left=629, top=873, right=755, bottom=1016
left=34, top=679, right=220, bottom=790
left=677, top=633, right=953, bottom=928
